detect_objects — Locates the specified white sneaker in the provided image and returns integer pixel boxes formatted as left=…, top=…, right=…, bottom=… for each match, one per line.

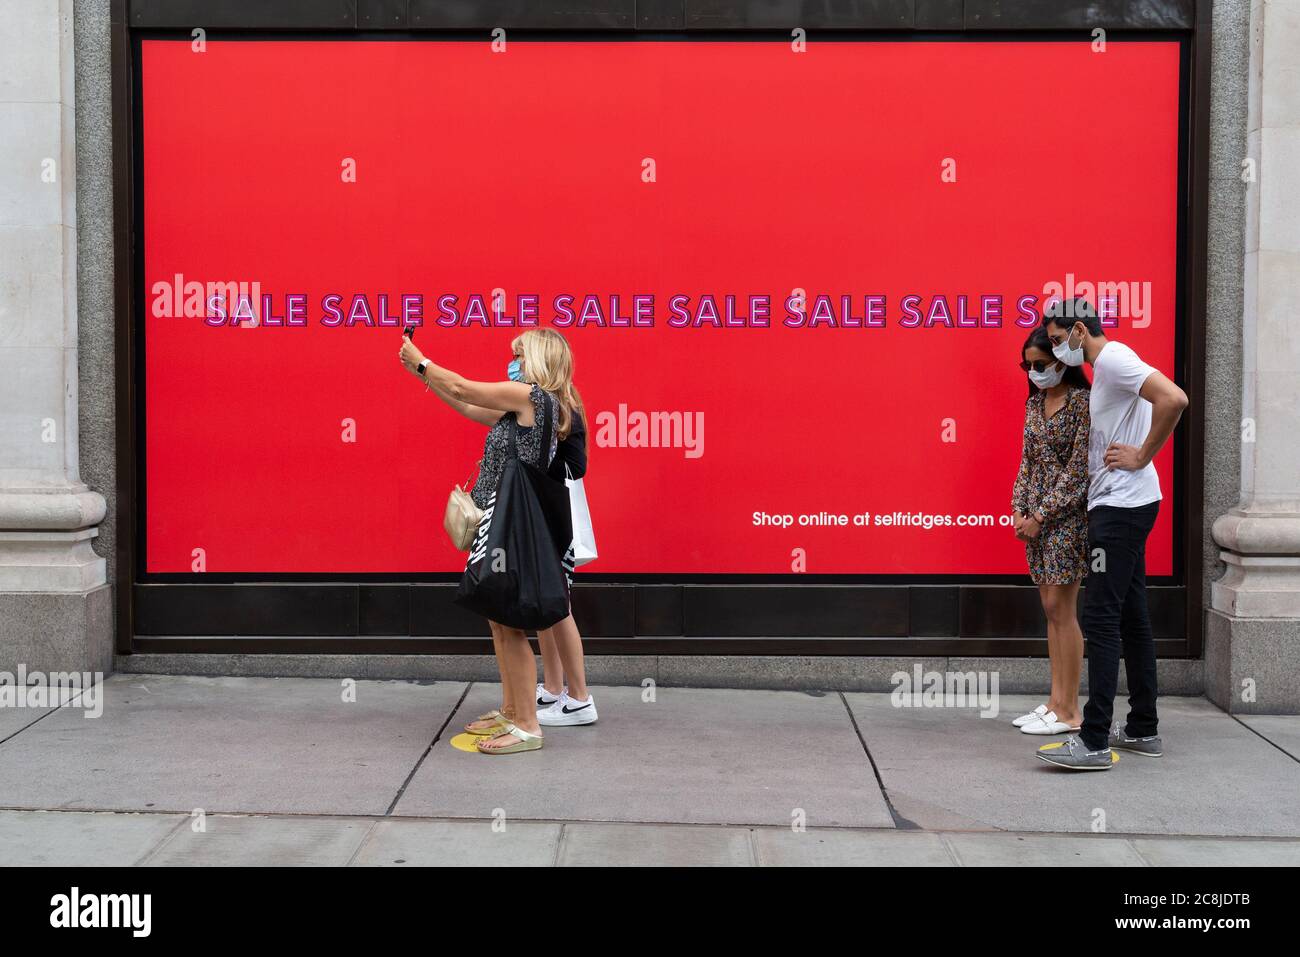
left=536, top=683, right=565, bottom=708
left=537, top=692, right=598, bottom=727
left=1020, top=711, right=1080, bottom=735
left=1012, top=704, right=1048, bottom=728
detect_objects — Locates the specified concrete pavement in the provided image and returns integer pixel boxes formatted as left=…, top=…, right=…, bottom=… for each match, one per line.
left=1, top=674, right=1298, bottom=865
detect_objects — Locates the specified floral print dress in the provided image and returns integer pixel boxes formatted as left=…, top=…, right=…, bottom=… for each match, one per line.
left=1011, top=386, right=1090, bottom=584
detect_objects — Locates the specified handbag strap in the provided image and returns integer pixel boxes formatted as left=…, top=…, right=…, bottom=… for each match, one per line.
left=541, top=390, right=555, bottom=466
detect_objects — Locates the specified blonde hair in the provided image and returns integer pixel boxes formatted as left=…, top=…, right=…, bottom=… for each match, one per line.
left=511, top=328, right=583, bottom=440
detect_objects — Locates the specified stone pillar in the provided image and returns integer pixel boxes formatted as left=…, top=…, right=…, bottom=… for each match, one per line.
left=1208, top=0, right=1300, bottom=713
left=0, top=0, right=112, bottom=674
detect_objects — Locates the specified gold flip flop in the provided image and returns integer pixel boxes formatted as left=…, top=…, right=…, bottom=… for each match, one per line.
left=476, top=723, right=543, bottom=755
left=464, top=709, right=509, bottom=736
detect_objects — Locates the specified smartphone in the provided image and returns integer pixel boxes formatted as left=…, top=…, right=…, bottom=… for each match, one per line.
left=403, top=325, right=416, bottom=339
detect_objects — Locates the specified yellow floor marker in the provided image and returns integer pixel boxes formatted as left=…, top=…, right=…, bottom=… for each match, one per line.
left=450, top=732, right=485, bottom=753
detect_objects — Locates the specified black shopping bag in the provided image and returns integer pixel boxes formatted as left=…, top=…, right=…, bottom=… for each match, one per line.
left=454, top=410, right=573, bottom=630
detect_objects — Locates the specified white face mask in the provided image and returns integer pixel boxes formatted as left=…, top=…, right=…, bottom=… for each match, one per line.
left=1051, top=325, right=1086, bottom=367
left=1028, top=363, right=1065, bottom=389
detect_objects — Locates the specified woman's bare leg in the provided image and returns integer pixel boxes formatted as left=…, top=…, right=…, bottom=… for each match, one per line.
left=1055, top=582, right=1084, bottom=726
left=537, top=628, right=565, bottom=697
left=545, top=614, right=589, bottom=701
left=1040, top=584, right=1062, bottom=715
left=497, top=621, right=518, bottom=721
left=480, top=624, right=542, bottom=750
left=1040, top=582, right=1083, bottom=726
left=465, top=620, right=512, bottom=733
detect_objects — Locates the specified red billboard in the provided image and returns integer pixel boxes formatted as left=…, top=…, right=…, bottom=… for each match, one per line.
left=141, top=38, right=1181, bottom=575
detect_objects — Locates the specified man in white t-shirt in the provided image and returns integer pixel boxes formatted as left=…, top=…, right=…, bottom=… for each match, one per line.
left=1034, top=298, right=1188, bottom=772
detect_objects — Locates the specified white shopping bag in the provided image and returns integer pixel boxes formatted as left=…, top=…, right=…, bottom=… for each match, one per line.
left=565, top=468, right=598, bottom=567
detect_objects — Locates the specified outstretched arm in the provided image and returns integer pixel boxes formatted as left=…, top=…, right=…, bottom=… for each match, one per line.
left=399, top=337, right=535, bottom=422
left=428, top=386, right=505, bottom=428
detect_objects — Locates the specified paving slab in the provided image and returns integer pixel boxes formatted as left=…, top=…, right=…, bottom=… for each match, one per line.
left=0, top=673, right=91, bottom=741
left=847, top=694, right=1300, bottom=837
left=143, top=814, right=374, bottom=866
left=943, top=832, right=1147, bottom=866
left=395, top=685, right=892, bottom=828
left=351, top=819, right=562, bottom=866
left=0, top=704, right=58, bottom=742
left=3, top=807, right=1299, bottom=866
left=1131, top=837, right=1300, bottom=867
left=755, top=827, right=955, bottom=866
left=558, top=823, right=755, bottom=866
left=0, top=674, right=465, bottom=816
left=1237, top=715, right=1300, bottom=761
left=0, top=809, right=185, bottom=866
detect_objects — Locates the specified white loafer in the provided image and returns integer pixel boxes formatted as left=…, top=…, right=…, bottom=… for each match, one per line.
left=1012, top=704, right=1049, bottom=728
left=1020, top=711, right=1080, bottom=735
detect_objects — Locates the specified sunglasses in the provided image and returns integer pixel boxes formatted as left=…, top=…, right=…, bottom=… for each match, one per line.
left=1019, top=359, right=1058, bottom=372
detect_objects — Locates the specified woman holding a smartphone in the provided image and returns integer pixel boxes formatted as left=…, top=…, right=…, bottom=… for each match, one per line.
left=399, top=327, right=583, bottom=753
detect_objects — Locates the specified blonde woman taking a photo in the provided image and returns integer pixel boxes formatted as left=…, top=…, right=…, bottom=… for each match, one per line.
left=399, top=327, right=584, bottom=754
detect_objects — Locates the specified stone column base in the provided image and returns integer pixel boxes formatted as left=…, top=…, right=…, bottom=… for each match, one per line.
left=0, top=529, right=106, bottom=592
left=1205, top=608, right=1300, bottom=714
left=1211, top=510, right=1300, bottom=618
left=0, top=486, right=109, bottom=592
left=0, top=584, right=114, bottom=676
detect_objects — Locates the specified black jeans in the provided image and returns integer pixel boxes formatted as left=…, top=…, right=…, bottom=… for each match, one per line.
left=1080, top=501, right=1161, bottom=750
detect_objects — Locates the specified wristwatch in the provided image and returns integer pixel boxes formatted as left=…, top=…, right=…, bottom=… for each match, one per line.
left=416, top=359, right=430, bottom=377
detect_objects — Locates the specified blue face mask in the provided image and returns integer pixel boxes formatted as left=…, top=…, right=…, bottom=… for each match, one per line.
left=507, top=358, right=524, bottom=382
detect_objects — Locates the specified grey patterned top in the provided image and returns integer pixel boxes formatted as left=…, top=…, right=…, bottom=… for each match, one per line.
left=469, top=383, right=559, bottom=509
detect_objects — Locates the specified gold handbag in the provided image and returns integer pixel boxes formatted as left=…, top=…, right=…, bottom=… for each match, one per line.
left=444, top=466, right=485, bottom=551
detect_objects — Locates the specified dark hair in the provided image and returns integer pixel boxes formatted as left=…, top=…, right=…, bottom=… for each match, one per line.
left=1023, top=326, right=1090, bottom=399
left=1042, top=296, right=1103, bottom=337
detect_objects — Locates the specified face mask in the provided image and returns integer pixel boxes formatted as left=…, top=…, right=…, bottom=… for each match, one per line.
left=1051, top=325, right=1086, bottom=367
left=1028, top=363, right=1065, bottom=389
left=507, top=359, right=524, bottom=382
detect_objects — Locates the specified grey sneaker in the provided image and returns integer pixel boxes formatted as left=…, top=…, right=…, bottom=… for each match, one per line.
left=1108, top=724, right=1163, bottom=757
left=1035, top=734, right=1114, bottom=771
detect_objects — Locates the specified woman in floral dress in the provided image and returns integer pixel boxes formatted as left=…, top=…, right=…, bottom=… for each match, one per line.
left=1010, top=326, right=1091, bottom=735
